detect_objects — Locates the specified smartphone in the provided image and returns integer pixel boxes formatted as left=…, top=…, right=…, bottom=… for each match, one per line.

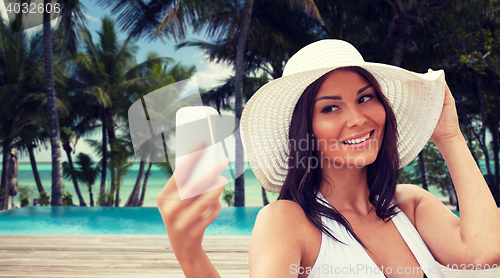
left=175, top=106, right=220, bottom=199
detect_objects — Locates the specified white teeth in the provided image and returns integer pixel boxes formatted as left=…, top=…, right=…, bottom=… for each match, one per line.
left=343, top=132, right=371, bottom=145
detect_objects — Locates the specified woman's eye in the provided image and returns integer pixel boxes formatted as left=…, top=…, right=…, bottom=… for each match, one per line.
left=358, top=94, right=373, bottom=104
left=321, top=105, right=338, bottom=113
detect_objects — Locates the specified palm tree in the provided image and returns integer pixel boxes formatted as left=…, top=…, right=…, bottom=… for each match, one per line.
left=74, top=17, right=172, bottom=206
left=13, top=120, right=50, bottom=204
left=75, top=16, right=134, bottom=206
left=60, top=127, right=87, bottom=206
left=177, top=0, right=323, bottom=205
left=43, top=0, right=87, bottom=206
left=0, top=17, right=52, bottom=210
left=225, top=0, right=320, bottom=206
left=63, top=153, right=100, bottom=206
left=124, top=54, right=196, bottom=207
left=383, top=0, right=443, bottom=191
left=93, top=0, right=206, bottom=41
left=137, top=162, right=153, bottom=207
left=434, top=0, right=500, bottom=203
left=106, top=137, right=133, bottom=207
left=43, top=0, right=62, bottom=206
left=57, top=67, right=103, bottom=208
left=230, top=0, right=254, bottom=207
left=95, top=0, right=249, bottom=205
left=94, top=0, right=326, bottom=207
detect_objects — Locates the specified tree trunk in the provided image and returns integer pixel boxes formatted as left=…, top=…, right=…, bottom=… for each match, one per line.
left=138, top=163, right=152, bottom=207
left=99, top=110, right=107, bottom=206
left=473, top=73, right=495, bottom=188
left=107, top=115, right=116, bottom=206
left=261, top=186, right=269, bottom=206
left=391, top=39, right=406, bottom=67
left=450, top=175, right=459, bottom=212
left=44, top=0, right=63, bottom=207
left=489, top=119, right=500, bottom=205
left=125, top=160, right=145, bottom=207
left=418, top=151, right=428, bottom=191
left=0, top=146, right=11, bottom=210
left=114, top=182, right=120, bottom=207
left=62, top=141, right=86, bottom=206
left=28, top=144, right=47, bottom=200
left=233, top=0, right=253, bottom=207
left=445, top=173, right=457, bottom=207
left=108, top=166, right=116, bottom=206
left=88, top=184, right=94, bottom=207
left=480, top=128, right=494, bottom=185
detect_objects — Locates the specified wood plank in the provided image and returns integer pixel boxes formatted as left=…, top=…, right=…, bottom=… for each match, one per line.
left=0, top=236, right=249, bottom=277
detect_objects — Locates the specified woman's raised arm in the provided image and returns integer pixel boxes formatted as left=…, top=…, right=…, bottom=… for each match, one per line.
left=157, top=146, right=229, bottom=278
left=410, top=72, right=500, bottom=267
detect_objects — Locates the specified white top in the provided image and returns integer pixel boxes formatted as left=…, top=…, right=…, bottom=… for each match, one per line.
left=306, top=191, right=445, bottom=278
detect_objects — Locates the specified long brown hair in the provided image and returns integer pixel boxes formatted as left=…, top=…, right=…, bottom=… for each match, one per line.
left=278, top=66, right=400, bottom=249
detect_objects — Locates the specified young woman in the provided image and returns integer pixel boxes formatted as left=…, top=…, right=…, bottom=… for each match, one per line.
left=156, top=40, right=500, bottom=277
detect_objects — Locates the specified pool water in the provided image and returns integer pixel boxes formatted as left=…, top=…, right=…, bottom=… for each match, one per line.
left=0, top=206, right=461, bottom=236
left=0, top=206, right=263, bottom=235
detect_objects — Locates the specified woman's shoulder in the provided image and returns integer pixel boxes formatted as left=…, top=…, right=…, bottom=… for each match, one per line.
left=255, top=200, right=311, bottom=232
left=252, top=200, right=316, bottom=248
left=249, top=200, right=319, bottom=276
left=395, top=184, right=437, bottom=226
left=259, top=199, right=304, bottom=215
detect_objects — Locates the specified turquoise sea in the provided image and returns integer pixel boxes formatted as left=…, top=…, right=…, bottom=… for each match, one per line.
left=3, top=160, right=495, bottom=207
left=5, top=162, right=280, bottom=207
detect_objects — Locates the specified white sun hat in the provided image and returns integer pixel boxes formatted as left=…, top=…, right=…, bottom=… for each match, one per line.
left=240, top=39, right=446, bottom=193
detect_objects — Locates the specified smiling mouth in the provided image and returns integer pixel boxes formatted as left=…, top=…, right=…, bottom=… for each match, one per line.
left=341, top=131, right=373, bottom=145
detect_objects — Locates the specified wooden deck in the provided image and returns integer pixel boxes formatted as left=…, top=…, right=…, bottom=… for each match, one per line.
left=0, top=235, right=249, bottom=278
left=0, top=235, right=498, bottom=277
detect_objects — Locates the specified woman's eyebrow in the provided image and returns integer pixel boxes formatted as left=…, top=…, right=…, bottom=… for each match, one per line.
left=313, top=84, right=373, bottom=104
left=357, top=84, right=372, bottom=95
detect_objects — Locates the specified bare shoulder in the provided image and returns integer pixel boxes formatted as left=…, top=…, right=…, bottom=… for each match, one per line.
left=395, top=184, right=436, bottom=225
left=257, top=199, right=306, bottom=222
left=252, top=199, right=311, bottom=244
left=249, top=200, right=313, bottom=277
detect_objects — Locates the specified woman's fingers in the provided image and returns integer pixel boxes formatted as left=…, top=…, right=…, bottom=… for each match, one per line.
left=157, top=144, right=207, bottom=204
left=169, top=175, right=226, bottom=236
left=194, top=201, right=222, bottom=235
left=174, top=190, right=222, bottom=232
left=172, top=144, right=207, bottom=190
left=182, top=159, right=229, bottom=199
left=165, top=160, right=229, bottom=220
left=157, top=160, right=228, bottom=227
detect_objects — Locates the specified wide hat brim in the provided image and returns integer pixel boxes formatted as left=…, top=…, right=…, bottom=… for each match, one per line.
left=240, top=40, right=446, bottom=193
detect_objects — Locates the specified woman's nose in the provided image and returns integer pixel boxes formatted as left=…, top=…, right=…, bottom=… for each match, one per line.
left=345, top=106, right=368, bottom=128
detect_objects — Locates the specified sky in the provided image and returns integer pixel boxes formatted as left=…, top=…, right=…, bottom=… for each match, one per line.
left=0, top=0, right=235, bottom=163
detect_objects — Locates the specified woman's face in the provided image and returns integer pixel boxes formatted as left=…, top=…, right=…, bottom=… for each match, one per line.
left=312, top=69, right=386, bottom=169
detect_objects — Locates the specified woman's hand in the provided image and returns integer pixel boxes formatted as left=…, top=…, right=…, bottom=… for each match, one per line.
left=429, top=69, right=462, bottom=146
left=157, top=146, right=229, bottom=277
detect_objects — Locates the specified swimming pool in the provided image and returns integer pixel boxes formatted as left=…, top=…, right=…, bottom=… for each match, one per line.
left=0, top=206, right=263, bottom=236
left=0, top=206, right=461, bottom=236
